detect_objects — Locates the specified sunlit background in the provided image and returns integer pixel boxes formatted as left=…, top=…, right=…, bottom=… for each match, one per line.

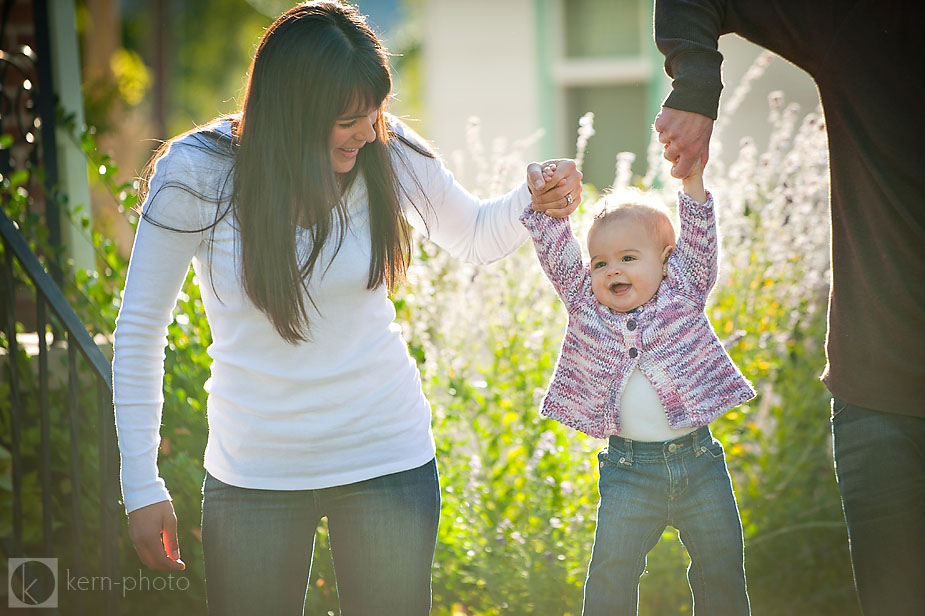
left=3, top=2, right=859, bottom=615
left=73, top=0, right=819, bottom=260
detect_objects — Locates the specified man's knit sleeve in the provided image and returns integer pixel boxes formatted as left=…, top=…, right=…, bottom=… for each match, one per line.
left=656, top=1, right=842, bottom=116
left=520, top=207, right=590, bottom=312
left=655, top=0, right=726, bottom=119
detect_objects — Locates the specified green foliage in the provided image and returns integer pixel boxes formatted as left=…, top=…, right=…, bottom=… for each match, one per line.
left=3, top=91, right=858, bottom=615
left=126, top=0, right=268, bottom=135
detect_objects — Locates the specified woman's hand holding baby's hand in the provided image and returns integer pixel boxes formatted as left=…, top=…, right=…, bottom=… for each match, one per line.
left=526, top=159, right=582, bottom=218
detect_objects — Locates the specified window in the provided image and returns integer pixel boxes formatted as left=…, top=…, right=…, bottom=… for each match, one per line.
left=549, top=0, right=657, bottom=190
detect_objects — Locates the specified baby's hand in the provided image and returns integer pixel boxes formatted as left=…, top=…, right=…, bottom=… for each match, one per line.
left=542, top=163, right=556, bottom=184
left=680, top=158, right=707, bottom=205
left=525, top=159, right=583, bottom=218
left=683, top=157, right=702, bottom=181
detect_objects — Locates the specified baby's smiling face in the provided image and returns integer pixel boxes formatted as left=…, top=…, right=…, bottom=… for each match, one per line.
left=588, top=217, right=673, bottom=313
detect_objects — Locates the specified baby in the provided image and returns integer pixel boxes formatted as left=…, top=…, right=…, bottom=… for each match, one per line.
left=522, top=162, right=755, bottom=615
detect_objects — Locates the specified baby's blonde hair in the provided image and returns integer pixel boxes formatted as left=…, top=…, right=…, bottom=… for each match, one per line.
left=589, top=187, right=677, bottom=250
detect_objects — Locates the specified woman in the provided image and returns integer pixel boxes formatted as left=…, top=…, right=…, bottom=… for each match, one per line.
left=112, top=2, right=581, bottom=614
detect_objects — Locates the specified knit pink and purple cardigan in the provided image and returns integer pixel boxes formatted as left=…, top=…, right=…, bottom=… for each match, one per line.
left=521, top=191, right=756, bottom=439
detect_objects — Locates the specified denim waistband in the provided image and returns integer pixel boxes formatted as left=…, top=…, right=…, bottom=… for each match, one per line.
left=605, top=425, right=714, bottom=463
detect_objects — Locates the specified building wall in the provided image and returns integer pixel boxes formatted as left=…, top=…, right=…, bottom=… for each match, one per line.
left=421, top=0, right=540, bottom=162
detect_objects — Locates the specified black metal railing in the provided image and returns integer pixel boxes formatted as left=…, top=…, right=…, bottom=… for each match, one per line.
left=1, top=207, right=121, bottom=615
left=1, top=0, right=121, bottom=613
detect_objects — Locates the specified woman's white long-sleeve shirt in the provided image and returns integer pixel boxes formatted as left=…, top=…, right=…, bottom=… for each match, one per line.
left=113, top=120, right=530, bottom=514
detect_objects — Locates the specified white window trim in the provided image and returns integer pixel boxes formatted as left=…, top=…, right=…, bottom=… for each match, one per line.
left=552, top=57, right=650, bottom=86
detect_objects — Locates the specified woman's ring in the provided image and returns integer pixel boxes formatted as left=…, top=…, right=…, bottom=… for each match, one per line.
left=565, top=193, right=573, bottom=205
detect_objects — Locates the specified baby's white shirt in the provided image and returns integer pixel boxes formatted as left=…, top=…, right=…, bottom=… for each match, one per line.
left=617, top=367, right=696, bottom=442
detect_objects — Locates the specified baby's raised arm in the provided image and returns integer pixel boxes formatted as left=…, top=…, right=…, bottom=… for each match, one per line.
left=520, top=203, right=590, bottom=312
left=673, top=159, right=718, bottom=298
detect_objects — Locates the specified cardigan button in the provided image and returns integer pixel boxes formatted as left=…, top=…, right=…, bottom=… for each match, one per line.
left=628, top=347, right=638, bottom=358
left=626, top=319, right=637, bottom=330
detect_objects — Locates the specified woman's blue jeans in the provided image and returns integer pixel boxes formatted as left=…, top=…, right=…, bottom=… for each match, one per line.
left=832, top=399, right=925, bottom=615
left=582, top=426, right=750, bottom=616
left=200, top=458, right=440, bottom=616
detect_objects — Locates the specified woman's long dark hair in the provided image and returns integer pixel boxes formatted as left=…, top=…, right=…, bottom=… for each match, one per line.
left=140, top=1, right=431, bottom=343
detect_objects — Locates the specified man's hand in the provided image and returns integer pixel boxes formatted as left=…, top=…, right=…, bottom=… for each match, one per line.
left=654, top=107, right=714, bottom=179
left=127, top=500, right=186, bottom=571
left=525, top=159, right=583, bottom=218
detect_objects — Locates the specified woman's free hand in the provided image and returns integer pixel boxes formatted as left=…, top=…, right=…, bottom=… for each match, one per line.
left=127, top=500, right=187, bottom=571
left=526, top=159, right=583, bottom=218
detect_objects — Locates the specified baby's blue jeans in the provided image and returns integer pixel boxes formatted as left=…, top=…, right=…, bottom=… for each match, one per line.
left=582, top=425, right=750, bottom=616
left=200, top=458, right=440, bottom=615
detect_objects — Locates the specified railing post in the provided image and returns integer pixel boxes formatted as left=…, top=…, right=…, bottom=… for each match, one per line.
left=98, top=378, right=120, bottom=616
left=31, top=0, right=62, bottom=284
left=36, top=295, right=53, bottom=555
left=67, top=337, right=85, bottom=615
left=3, top=238, right=24, bottom=553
